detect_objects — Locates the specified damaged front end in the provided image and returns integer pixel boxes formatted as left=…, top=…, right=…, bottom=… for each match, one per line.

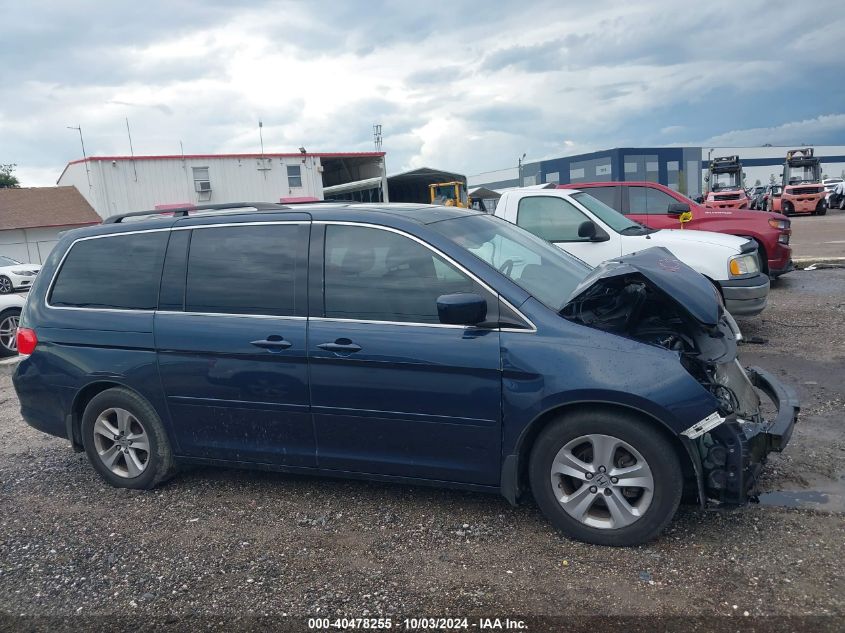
left=562, top=247, right=799, bottom=505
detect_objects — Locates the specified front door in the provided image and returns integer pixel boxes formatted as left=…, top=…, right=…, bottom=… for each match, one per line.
left=307, top=223, right=502, bottom=485
left=155, top=220, right=315, bottom=466
left=626, top=185, right=686, bottom=230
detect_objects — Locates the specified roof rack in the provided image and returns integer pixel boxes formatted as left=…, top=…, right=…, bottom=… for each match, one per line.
left=103, top=202, right=291, bottom=224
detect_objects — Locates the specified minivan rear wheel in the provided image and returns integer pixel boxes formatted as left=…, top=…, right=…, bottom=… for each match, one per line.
left=529, top=409, right=682, bottom=546
left=81, top=387, right=175, bottom=489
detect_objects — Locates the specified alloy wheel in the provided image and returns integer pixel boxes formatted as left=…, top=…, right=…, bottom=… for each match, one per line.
left=0, top=314, right=19, bottom=353
left=0, top=277, right=12, bottom=294
left=92, top=408, right=150, bottom=478
left=549, top=433, right=654, bottom=530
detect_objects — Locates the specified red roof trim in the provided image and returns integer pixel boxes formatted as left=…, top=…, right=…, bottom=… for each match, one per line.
left=65, top=152, right=385, bottom=167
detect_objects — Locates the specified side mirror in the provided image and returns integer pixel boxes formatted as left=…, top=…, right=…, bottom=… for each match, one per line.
left=437, top=293, right=487, bottom=326
left=667, top=202, right=690, bottom=217
left=577, top=220, right=610, bottom=242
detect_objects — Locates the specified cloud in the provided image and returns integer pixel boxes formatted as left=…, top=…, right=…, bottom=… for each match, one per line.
left=699, top=114, right=845, bottom=147
left=1, top=0, right=844, bottom=187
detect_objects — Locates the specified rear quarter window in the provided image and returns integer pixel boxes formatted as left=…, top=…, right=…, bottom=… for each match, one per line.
left=49, top=231, right=169, bottom=310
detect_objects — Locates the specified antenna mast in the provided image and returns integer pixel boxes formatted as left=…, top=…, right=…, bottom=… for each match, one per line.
left=67, top=125, right=92, bottom=191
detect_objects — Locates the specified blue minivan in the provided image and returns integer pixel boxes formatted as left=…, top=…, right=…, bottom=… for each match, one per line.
left=13, top=202, right=798, bottom=545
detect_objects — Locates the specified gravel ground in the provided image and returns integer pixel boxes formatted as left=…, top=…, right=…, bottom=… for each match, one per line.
left=0, top=270, right=843, bottom=629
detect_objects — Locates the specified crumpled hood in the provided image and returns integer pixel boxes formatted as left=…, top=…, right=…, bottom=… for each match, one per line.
left=567, top=247, right=722, bottom=328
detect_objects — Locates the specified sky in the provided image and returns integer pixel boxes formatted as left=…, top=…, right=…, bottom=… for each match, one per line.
left=1, top=0, right=844, bottom=187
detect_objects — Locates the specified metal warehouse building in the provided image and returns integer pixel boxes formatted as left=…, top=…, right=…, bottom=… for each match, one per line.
left=58, top=151, right=387, bottom=219
left=469, top=145, right=845, bottom=196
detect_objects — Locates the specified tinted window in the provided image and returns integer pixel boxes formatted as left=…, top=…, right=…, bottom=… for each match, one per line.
left=627, top=186, right=648, bottom=214
left=516, top=196, right=591, bottom=242
left=323, top=225, right=483, bottom=324
left=186, top=224, right=303, bottom=315
left=582, top=186, right=619, bottom=211
left=646, top=188, right=679, bottom=214
left=50, top=232, right=168, bottom=310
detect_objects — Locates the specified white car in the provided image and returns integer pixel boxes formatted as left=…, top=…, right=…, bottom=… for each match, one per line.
left=493, top=187, right=770, bottom=316
left=0, top=293, right=25, bottom=357
left=0, top=256, right=41, bottom=294
left=822, top=178, right=844, bottom=205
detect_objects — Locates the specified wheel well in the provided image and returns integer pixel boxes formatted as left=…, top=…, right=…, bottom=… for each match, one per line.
left=70, top=381, right=123, bottom=449
left=513, top=402, right=696, bottom=502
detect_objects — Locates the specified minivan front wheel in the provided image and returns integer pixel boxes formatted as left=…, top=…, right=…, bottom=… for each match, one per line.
left=529, top=410, right=682, bottom=546
left=81, top=387, right=175, bottom=489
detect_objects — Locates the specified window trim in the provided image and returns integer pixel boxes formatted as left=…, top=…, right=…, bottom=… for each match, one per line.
left=287, top=164, right=303, bottom=188
left=315, top=221, right=536, bottom=333
left=45, top=220, right=536, bottom=332
left=45, top=222, right=308, bottom=315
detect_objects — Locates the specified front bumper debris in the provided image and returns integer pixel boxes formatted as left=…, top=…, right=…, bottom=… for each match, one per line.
left=695, top=366, right=799, bottom=505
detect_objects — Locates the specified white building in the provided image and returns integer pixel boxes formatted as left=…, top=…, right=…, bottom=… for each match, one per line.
left=0, top=186, right=101, bottom=263
left=58, top=151, right=387, bottom=219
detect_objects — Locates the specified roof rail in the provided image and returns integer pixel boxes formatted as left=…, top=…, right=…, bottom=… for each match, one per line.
left=103, top=202, right=291, bottom=224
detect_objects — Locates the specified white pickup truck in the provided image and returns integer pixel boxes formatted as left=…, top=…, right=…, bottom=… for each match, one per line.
left=493, top=186, right=770, bottom=316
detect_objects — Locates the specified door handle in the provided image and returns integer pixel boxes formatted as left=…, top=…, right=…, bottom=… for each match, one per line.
left=317, top=339, right=362, bottom=353
left=250, top=336, right=292, bottom=351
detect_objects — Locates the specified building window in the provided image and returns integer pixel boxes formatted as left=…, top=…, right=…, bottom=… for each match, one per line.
left=667, top=161, right=679, bottom=172
left=596, top=161, right=611, bottom=176
left=287, top=164, right=302, bottom=188
left=624, top=162, right=638, bottom=174
left=192, top=167, right=211, bottom=195
left=523, top=175, right=537, bottom=186
left=545, top=172, right=560, bottom=184
left=569, top=167, right=585, bottom=180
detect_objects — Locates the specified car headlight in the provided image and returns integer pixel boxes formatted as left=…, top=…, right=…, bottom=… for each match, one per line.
left=768, top=218, right=790, bottom=230
left=729, top=254, right=759, bottom=277
left=11, top=269, right=36, bottom=276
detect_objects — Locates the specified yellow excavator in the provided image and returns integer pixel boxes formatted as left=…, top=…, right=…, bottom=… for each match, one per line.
left=429, top=181, right=469, bottom=208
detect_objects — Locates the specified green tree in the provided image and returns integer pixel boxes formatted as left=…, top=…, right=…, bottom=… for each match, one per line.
left=0, top=164, right=20, bottom=188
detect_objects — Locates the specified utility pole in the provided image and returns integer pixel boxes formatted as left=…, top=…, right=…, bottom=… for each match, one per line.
left=518, top=153, right=527, bottom=187
left=67, top=125, right=92, bottom=191
left=374, top=124, right=388, bottom=202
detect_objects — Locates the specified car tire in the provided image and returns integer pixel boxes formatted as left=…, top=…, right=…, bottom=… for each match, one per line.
left=0, top=308, right=21, bottom=357
left=81, top=387, right=176, bottom=489
left=0, top=276, right=13, bottom=295
left=529, top=409, right=683, bottom=546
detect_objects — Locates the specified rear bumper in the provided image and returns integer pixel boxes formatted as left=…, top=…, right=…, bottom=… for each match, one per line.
left=719, top=273, right=770, bottom=316
left=698, top=366, right=799, bottom=505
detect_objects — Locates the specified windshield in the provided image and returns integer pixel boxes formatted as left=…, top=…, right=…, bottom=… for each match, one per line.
left=430, top=213, right=591, bottom=311
left=0, top=256, right=21, bottom=267
left=786, top=164, right=820, bottom=184
left=710, top=172, right=741, bottom=190
left=571, top=192, right=652, bottom=234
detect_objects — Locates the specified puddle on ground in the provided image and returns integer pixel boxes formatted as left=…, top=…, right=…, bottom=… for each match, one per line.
left=754, top=480, right=845, bottom=513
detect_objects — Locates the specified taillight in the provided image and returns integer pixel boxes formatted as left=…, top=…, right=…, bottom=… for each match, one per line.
left=16, top=328, right=37, bottom=355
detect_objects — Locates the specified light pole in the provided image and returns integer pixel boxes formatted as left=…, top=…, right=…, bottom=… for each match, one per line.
left=518, top=152, right=527, bottom=187
left=67, top=125, right=92, bottom=191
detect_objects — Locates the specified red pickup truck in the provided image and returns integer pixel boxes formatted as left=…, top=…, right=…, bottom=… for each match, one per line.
left=566, top=181, right=793, bottom=277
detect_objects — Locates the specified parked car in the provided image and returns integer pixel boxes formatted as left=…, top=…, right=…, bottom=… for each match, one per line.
left=747, top=186, right=767, bottom=210
left=0, top=293, right=25, bottom=357
left=493, top=187, right=770, bottom=316
left=822, top=177, right=844, bottom=207
left=13, top=202, right=797, bottom=546
left=0, top=255, right=40, bottom=294
left=828, top=181, right=845, bottom=211
left=570, top=181, right=793, bottom=278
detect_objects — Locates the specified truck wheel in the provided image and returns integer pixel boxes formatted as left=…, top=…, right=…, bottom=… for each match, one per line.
left=81, top=387, right=176, bottom=489
left=816, top=203, right=827, bottom=216
left=782, top=201, right=793, bottom=215
left=529, top=409, right=682, bottom=546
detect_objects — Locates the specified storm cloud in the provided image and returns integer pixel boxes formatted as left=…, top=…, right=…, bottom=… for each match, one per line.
left=1, top=0, right=844, bottom=186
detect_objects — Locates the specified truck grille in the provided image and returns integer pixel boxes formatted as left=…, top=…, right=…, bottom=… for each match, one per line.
left=790, top=186, right=822, bottom=195
left=714, top=194, right=741, bottom=201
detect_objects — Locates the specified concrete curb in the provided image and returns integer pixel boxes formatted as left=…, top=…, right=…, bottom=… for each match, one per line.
left=792, top=257, right=845, bottom=269
left=0, top=356, right=22, bottom=376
